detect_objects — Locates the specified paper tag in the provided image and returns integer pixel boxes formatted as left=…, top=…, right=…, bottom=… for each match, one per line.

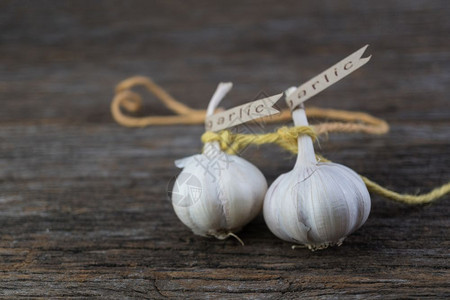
left=286, top=45, right=371, bottom=110
left=204, top=45, right=371, bottom=132
left=205, top=93, right=283, bottom=132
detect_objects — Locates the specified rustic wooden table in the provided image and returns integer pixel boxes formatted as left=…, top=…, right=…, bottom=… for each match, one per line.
left=1, top=1, right=449, bottom=298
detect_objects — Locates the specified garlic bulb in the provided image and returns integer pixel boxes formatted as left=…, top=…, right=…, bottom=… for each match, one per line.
left=263, top=93, right=371, bottom=250
left=171, top=82, right=267, bottom=243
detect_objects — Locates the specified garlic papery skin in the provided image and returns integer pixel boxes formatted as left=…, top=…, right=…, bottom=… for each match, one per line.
left=263, top=104, right=371, bottom=250
left=171, top=83, right=267, bottom=242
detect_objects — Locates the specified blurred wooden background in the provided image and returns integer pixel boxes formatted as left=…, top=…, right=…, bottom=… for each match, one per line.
left=0, top=0, right=449, bottom=298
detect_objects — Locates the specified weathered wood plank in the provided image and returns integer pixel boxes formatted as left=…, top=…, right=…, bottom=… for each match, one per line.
left=0, top=0, right=449, bottom=298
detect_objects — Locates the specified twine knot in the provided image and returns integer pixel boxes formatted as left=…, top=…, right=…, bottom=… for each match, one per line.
left=201, top=130, right=235, bottom=151
left=277, top=126, right=317, bottom=142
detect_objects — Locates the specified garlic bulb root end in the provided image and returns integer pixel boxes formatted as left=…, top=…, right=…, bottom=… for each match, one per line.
left=209, top=229, right=245, bottom=246
left=292, top=237, right=346, bottom=251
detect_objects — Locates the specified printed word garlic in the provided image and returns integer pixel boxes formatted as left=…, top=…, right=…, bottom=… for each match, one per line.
left=171, top=83, right=267, bottom=243
left=263, top=90, right=371, bottom=250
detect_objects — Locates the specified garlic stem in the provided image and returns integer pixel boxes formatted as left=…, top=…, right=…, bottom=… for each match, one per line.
left=292, top=106, right=317, bottom=166
left=203, top=141, right=221, bottom=157
left=206, top=82, right=233, bottom=117
left=204, top=82, right=233, bottom=154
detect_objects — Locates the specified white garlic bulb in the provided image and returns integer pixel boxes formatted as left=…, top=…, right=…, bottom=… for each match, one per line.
left=263, top=93, right=371, bottom=250
left=171, top=82, right=267, bottom=243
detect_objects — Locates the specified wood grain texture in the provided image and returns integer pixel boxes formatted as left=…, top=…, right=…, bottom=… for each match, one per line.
left=0, top=0, right=449, bottom=298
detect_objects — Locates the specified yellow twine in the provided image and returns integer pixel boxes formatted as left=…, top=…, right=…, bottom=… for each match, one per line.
left=111, top=76, right=389, bottom=135
left=111, top=76, right=449, bottom=205
left=315, top=155, right=450, bottom=204
left=201, top=126, right=316, bottom=155
left=202, top=129, right=450, bottom=204
left=362, top=177, right=450, bottom=205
